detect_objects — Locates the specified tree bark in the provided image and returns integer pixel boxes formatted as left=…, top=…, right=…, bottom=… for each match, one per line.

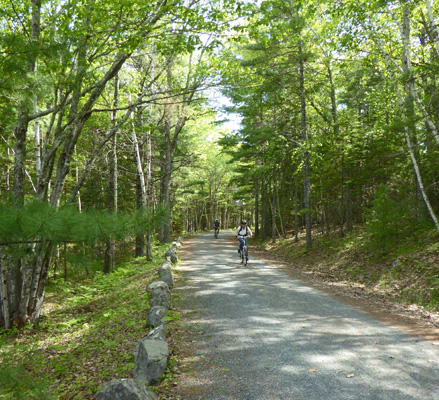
left=7, top=0, right=42, bottom=329
left=294, top=174, right=299, bottom=243
left=0, top=254, right=10, bottom=329
left=104, top=74, right=119, bottom=272
left=424, top=0, right=439, bottom=59
left=271, top=177, right=277, bottom=242
left=254, top=175, right=260, bottom=237
left=346, top=186, right=354, bottom=233
left=384, top=5, right=439, bottom=147
left=386, top=58, right=439, bottom=233
left=145, top=106, right=153, bottom=260
left=12, top=0, right=41, bottom=206
left=136, top=174, right=146, bottom=257
left=299, top=41, right=312, bottom=251
left=261, top=177, right=269, bottom=239
left=34, top=92, right=42, bottom=188
left=132, top=103, right=148, bottom=256
left=159, top=115, right=187, bottom=243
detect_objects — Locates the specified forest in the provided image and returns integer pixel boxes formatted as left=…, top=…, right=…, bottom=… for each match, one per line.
left=1, top=0, right=439, bottom=396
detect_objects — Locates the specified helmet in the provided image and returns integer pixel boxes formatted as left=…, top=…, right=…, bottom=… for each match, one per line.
left=241, top=220, right=247, bottom=224
left=215, top=218, right=219, bottom=221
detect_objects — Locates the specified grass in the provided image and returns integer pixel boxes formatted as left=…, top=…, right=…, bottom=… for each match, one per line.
left=3, top=228, right=438, bottom=399
left=0, top=243, right=172, bottom=400
left=257, top=225, right=439, bottom=311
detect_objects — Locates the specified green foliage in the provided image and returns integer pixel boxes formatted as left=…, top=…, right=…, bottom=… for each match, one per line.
left=0, top=364, right=55, bottom=400
left=0, top=245, right=169, bottom=399
left=0, top=200, right=168, bottom=248
left=365, top=186, right=411, bottom=249
left=365, top=186, right=398, bottom=248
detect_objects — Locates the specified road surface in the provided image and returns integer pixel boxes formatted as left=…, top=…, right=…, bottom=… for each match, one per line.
left=173, top=232, right=439, bottom=400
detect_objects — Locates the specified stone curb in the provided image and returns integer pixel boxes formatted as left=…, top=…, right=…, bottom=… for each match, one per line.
left=96, top=239, right=181, bottom=399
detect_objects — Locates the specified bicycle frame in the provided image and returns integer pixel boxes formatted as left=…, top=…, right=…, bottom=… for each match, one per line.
left=240, top=237, right=248, bottom=266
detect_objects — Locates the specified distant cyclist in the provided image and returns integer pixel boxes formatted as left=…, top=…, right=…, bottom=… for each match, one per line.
left=236, top=220, right=252, bottom=255
left=214, top=218, right=220, bottom=238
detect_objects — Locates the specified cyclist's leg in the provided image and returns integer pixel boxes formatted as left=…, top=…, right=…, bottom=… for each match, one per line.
left=237, top=237, right=244, bottom=253
left=243, top=240, right=247, bottom=264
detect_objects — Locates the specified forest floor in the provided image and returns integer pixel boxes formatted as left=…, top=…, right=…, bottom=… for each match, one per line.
left=0, top=244, right=170, bottom=400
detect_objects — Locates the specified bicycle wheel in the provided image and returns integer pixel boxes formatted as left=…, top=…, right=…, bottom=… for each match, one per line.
left=241, top=245, right=247, bottom=265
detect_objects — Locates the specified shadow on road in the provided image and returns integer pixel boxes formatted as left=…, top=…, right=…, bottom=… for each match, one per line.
left=173, top=232, right=439, bottom=400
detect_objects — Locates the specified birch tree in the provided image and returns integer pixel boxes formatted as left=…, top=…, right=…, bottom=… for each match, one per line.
left=1, top=0, right=235, bottom=329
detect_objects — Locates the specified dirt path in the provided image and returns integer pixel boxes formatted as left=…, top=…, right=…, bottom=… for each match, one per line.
left=167, top=232, right=439, bottom=399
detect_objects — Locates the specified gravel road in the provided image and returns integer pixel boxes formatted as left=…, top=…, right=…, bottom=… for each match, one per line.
left=174, top=232, right=439, bottom=400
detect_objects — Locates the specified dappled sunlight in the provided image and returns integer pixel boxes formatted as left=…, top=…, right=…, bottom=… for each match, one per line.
left=248, top=316, right=287, bottom=325
left=176, top=232, right=439, bottom=399
left=0, top=262, right=161, bottom=399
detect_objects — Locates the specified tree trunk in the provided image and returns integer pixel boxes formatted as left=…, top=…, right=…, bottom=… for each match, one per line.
left=159, top=115, right=187, bottom=243
left=346, top=186, right=354, bottom=233
left=7, top=0, right=41, bottom=329
left=132, top=104, right=148, bottom=257
left=299, top=41, right=312, bottom=251
left=386, top=58, right=439, bottom=233
left=29, top=249, right=52, bottom=326
left=12, top=0, right=41, bottom=206
left=104, top=74, right=119, bottom=273
left=16, top=252, right=35, bottom=326
left=339, top=159, right=345, bottom=238
left=34, top=92, right=42, bottom=188
left=424, top=0, right=439, bottom=60
left=0, top=254, right=10, bottom=329
left=261, top=177, right=269, bottom=239
left=136, top=174, right=146, bottom=257
left=385, top=4, right=439, bottom=147
left=254, top=176, right=260, bottom=237
left=294, top=175, right=299, bottom=243
left=160, top=140, right=173, bottom=243
left=145, top=108, right=153, bottom=260
left=280, top=167, right=287, bottom=238
left=271, top=178, right=277, bottom=242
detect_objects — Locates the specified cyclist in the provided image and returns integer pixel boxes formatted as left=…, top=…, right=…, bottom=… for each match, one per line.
left=214, top=218, right=220, bottom=238
left=236, top=220, right=252, bottom=259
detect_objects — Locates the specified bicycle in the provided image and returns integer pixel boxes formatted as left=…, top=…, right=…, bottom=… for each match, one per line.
left=239, top=237, right=249, bottom=266
left=214, top=228, right=219, bottom=239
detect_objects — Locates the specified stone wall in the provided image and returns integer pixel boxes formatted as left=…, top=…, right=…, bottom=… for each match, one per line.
left=96, top=239, right=181, bottom=400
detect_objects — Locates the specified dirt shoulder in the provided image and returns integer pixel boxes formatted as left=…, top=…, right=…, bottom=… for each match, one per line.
left=250, top=237, right=439, bottom=342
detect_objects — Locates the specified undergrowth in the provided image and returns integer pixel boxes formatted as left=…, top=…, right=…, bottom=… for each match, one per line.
left=0, top=243, right=170, bottom=400
left=258, top=226, right=439, bottom=311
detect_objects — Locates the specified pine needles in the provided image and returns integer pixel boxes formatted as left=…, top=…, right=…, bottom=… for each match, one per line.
left=0, top=200, right=169, bottom=248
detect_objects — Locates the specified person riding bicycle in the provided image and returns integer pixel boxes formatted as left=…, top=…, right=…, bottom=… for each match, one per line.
left=236, top=220, right=252, bottom=256
left=214, top=219, right=220, bottom=237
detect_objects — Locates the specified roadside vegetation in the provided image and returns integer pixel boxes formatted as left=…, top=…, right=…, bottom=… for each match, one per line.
left=258, top=226, right=439, bottom=315
left=2, top=0, right=439, bottom=397
left=0, top=243, right=174, bottom=400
